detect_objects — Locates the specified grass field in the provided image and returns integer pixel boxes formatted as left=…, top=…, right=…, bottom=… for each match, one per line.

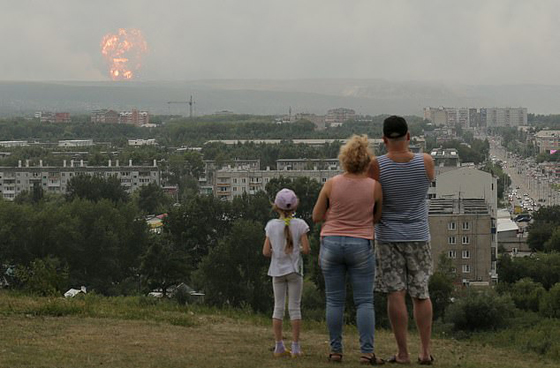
left=0, top=292, right=557, bottom=368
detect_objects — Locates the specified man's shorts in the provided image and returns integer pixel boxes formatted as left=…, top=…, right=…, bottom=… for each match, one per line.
left=375, top=241, right=433, bottom=299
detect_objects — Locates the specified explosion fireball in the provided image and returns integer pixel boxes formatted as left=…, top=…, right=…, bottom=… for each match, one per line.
left=101, top=28, right=148, bottom=81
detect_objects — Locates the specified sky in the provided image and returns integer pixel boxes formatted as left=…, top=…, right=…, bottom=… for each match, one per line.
left=1, top=0, right=560, bottom=85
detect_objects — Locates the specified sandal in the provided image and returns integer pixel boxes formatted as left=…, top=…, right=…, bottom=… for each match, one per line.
left=360, top=354, right=385, bottom=365
left=386, top=355, right=411, bottom=364
left=328, top=353, right=343, bottom=363
left=417, top=355, right=434, bottom=365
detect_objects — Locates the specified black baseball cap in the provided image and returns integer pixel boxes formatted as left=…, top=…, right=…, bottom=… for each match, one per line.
left=383, top=115, right=408, bottom=139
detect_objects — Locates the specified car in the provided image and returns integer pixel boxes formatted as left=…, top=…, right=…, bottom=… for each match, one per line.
left=514, top=214, right=532, bottom=222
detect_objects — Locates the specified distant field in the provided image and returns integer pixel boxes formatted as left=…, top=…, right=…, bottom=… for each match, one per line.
left=0, top=292, right=557, bottom=368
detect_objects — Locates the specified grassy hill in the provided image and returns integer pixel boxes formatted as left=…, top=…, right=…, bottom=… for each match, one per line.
left=0, top=292, right=557, bottom=368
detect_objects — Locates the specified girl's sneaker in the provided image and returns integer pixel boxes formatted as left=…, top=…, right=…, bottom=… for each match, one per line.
left=273, top=350, right=291, bottom=358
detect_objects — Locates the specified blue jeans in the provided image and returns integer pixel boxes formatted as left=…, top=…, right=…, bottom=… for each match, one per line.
left=320, top=236, right=376, bottom=354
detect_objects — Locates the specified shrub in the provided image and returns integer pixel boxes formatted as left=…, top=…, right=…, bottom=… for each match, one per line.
left=14, top=257, right=69, bottom=296
left=446, top=290, right=516, bottom=331
left=511, top=278, right=546, bottom=312
left=540, top=283, right=560, bottom=318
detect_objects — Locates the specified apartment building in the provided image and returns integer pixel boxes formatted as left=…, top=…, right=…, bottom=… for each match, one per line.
left=58, top=139, right=94, bottom=148
left=128, top=139, right=157, bottom=146
left=213, top=162, right=341, bottom=200
left=429, top=198, right=495, bottom=285
left=533, top=130, right=560, bottom=154
left=91, top=109, right=120, bottom=124
left=0, top=160, right=160, bottom=201
left=0, top=141, right=28, bottom=148
left=36, top=112, right=71, bottom=123
left=276, top=158, right=340, bottom=171
left=424, top=107, right=527, bottom=128
left=90, top=109, right=149, bottom=126
left=325, top=108, right=356, bottom=127
left=430, top=166, right=498, bottom=218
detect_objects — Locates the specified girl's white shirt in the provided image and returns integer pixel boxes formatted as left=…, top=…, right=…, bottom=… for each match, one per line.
left=265, top=218, right=309, bottom=277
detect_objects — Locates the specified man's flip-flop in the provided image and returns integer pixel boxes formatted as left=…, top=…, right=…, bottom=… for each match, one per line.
left=417, top=355, right=435, bottom=365
left=386, top=355, right=411, bottom=364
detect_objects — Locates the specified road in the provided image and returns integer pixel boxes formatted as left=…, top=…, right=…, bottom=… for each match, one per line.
left=490, top=139, right=560, bottom=210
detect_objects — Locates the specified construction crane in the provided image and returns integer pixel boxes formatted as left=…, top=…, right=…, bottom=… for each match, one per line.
left=167, top=95, right=195, bottom=118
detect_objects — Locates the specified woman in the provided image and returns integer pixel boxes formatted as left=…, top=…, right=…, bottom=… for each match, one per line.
left=312, top=135, right=384, bottom=365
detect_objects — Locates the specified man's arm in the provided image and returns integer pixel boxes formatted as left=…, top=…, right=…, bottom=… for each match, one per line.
left=373, top=181, right=383, bottom=223
left=368, top=157, right=380, bottom=181
left=423, top=153, right=435, bottom=181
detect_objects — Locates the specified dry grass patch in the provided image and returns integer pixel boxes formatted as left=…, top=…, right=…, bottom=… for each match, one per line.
left=0, top=312, right=558, bottom=368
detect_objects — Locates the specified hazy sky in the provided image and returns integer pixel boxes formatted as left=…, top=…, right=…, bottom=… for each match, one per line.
left=2, top=0, right=560, bottom=84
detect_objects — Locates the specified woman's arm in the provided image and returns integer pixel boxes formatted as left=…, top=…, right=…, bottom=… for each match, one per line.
left=373, top=181, right=383, bottom=224
left=262, top=237, right=272, bottom=257
left=300, top=233, right=310, bottom=255
left=312, top=179, right=331, bottom=223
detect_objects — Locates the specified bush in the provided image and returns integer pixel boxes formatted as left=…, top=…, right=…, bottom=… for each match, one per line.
left=540, top=283, right=560, bottom=318
left=14, top=257, right=69, bottom=296
left=446, top=290, right=516, bottom=331
left=510, top=278, right=546, bottom=312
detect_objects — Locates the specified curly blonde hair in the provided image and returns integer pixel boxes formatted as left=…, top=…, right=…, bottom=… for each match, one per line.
left=338, top=135, right=373, bottom=174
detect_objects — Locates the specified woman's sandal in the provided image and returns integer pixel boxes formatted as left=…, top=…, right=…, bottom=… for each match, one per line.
left=360, top=354, right=385, bottom=365
left=328, top=353, right=343, bottom=363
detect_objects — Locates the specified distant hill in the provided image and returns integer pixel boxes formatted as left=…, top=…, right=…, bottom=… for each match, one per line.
left=1, top=79, right=560, bottom=117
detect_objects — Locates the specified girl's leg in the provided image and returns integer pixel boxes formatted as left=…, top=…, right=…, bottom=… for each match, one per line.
left=272, top=276, right=288, bottom=354
left=286, top=273, right=304, bottom=350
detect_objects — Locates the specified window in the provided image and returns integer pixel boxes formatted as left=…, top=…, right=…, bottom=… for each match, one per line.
left=448, top=222, right=456, bottom=230
left=451, top=267, right=457, bottom=273
left=462, top=236, right=470, bottom=244
left=462, top=250, right=470, bottom=259
left=462, top=264, right=471, bottom=273
left=448, top=236, right=456, bottom=245
left=462, top=222, right=470, bottom=230
left=448, top=250, right=456, bottom=259
left=242, top=178, right=246, bottom=183
left=233, top=178, right=237, bottom=184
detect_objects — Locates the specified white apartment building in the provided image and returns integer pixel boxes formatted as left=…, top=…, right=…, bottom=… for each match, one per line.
left=424, top=107, right=527, bottom=128
left=0, top=141, right=29, bottom=148
left=58, top=139, right=94, bottom=147
left=213, top=165, right=341, bottom=200
left=0, top=160, right=160, bottom=201
left=128, top=139, right=157, bottom=146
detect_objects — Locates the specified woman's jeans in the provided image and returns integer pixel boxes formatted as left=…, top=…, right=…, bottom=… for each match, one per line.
left=320, top=236, right=375, bottom=354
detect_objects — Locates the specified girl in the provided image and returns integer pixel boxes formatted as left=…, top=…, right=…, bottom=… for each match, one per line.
left=263, top=188, right=310, bottom=358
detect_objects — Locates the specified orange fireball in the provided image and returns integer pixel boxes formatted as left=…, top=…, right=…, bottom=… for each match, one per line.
left=101, top=28, right=148, bottom=81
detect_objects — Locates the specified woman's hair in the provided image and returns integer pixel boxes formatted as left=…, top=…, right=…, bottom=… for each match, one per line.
left=272, top=203, right=296, bottom=254
left=338, top=134, right=373, bottom=174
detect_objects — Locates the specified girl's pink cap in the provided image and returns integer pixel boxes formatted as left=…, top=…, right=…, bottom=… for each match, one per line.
left=274, top=188, right=298, bottom=210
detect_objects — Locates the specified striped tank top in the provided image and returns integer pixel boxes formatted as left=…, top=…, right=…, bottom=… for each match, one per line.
left=375, top=153, right=431, bottom=242
left=320, top=174, right=377, bottom=240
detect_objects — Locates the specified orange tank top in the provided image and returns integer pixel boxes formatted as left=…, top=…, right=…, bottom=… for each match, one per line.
left=320, top=174, right=377, bottom=240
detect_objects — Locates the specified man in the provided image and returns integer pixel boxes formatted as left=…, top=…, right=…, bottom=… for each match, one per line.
left=368, top=115, right=435, bottom=365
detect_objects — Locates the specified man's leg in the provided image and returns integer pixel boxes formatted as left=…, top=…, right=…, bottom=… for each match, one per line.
left=387, top=290, right=410, bottom=362
left=413, top=297, right=432, bottom=362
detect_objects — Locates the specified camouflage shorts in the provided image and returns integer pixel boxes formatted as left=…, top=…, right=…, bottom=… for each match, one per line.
left=375, top=241, right=433, bottom=299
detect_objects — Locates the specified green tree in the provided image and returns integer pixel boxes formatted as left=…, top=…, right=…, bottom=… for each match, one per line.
left=136, top=182, right=169, bottom=214
left=193, top=219, right=272, bottom=312
left=140, top=234, right=189, bottom=296
left=429, top=253, right=455, bottom=320
left=66, top=174, right=129, bottom=203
